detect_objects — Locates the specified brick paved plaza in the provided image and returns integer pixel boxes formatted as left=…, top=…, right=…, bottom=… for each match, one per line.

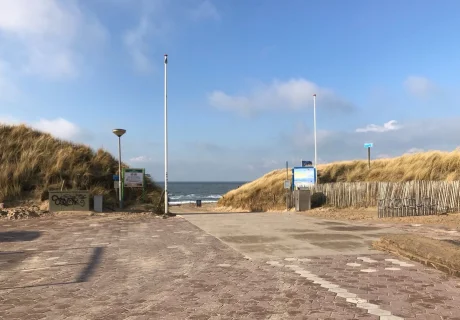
left=1, top=212, right=460, bottom=319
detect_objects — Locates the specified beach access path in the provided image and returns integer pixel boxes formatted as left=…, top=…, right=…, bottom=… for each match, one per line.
left=1, top=211, right=459, bottom=319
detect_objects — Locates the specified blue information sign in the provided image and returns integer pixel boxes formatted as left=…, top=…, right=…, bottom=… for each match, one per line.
left=292, top=167, right=316, bottom=188
left=364, top=143, right=373, bottom=148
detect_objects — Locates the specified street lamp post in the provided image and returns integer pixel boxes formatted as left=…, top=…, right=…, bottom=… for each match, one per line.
left=113, top=128, right=126, bottom=209
left=313, top=94, right=318, bottom=184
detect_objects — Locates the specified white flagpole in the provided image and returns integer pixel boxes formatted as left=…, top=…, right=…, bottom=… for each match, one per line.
left=313, top=93, right=317, bottom=184
left=164, top=54, right=169, bottom=215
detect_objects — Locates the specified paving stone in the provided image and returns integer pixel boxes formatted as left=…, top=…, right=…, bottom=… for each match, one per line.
left=1, top=215, right=460, bottom=319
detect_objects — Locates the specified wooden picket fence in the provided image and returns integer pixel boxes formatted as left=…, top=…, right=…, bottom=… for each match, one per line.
left=310, top=181, right=460, bottom=214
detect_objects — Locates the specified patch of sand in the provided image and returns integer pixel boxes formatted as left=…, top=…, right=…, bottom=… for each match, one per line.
left=300, top=207, right=460, bottom=230
left=374, top=234, right=460, bottom=277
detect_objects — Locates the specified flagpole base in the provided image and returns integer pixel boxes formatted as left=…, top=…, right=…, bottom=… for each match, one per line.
left=162, top=212, right=176, bottom=219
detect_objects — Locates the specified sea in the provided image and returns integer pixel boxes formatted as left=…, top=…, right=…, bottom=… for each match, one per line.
left=161, top=182, right=247, bottom=205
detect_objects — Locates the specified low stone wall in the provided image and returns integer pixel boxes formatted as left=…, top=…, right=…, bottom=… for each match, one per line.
left=49, top=191, right=90, bottom=212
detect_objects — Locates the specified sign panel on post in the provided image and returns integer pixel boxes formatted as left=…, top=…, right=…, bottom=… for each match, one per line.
left=301, top=160, right=313, bottom=167
left=284, top=180, right=291, bottom=189
left=364, top=143, right=373, bottom=169
left=364, top=143, right=373, bottom=148
left=292, top=167, right=316, bottom=188
left=123, top=168, right=144, bottom=188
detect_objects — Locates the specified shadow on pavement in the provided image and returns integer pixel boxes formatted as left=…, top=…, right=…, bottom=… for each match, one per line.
left=0, top=246, right=105, bottom=290
left=0, top=231, right=41, bottom=242
left=76, top=246, right=104, bottom=282
left=0, top=281, right=75, bottom=291
left=0, top=251, right=26, bottom=255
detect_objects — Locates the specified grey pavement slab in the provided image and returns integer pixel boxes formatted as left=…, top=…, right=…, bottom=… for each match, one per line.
left=182, top=212, right=402, bottom=259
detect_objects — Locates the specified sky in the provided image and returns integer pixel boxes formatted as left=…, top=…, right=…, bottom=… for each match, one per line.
left=1, top=0, right=460, bottom=182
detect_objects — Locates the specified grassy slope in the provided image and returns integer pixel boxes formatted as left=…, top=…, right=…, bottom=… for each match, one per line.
left=0, top=124, right=162, bottom=208
left=218, top=150, right=460, bottom=211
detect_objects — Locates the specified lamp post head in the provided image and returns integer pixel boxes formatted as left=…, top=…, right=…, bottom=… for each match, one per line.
left=112, top=129, right=126, bottom=137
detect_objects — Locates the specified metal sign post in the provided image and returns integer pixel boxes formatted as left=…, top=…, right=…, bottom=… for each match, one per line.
left=364, top=143, right=373, bottom=169
left=285, top=161, right=289, bottom=210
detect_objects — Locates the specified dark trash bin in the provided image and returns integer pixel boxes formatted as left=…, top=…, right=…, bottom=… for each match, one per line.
left=196, top=200, right=202, bottom=207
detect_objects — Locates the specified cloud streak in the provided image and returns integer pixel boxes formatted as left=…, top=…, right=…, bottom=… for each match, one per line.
left=405, top=147, right=425, bottom=154
left=356, top=120, right=401, bottom=133
left=130, top=155, right=152, bottom=163
left=189, top=0, right=220, bottom=21
left=122, top=0, right=220, bottom=73
left=123, top=16, right=156, bottom=73
left=403, top=76, right=437, bottom=99
left=208, top=78, right=353, bottom=116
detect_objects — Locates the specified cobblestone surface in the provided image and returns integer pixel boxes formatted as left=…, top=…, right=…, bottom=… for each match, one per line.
left=266, top=255, right=460, bottom=320
left=0, top=215, right=374, bottom=319
left=1, top=214, right=460, bottom=319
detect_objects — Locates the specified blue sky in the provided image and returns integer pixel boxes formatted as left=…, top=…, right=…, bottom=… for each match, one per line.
left=1, top=0, right=460, bottom=181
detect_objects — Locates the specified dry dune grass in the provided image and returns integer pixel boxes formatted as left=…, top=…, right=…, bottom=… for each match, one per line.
left=219, top=169, right=292, bottom=212
left=218, top=150, right=460, bottom=211
left=0, top=124, right=162, bottom=209
left=319, top=150, right=460, bottom=182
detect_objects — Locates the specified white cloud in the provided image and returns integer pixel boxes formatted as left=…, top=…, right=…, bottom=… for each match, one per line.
left=130, top=155, right=152, bottom=162
left=403, top=76, right=437, bottom=99
left=208, top=78, right=353, bottom=116
left=405, top=147, right=424, bottom=154
left=189, top=0, right=220, bottom=21
left=356, top=120, right=401, bottom=133
left=0, top=115, right=83, bottom=140
left=280, top=117, right=460, bottom=166
left=0, top=0, right=107, bottom=79
left=32, top=118, right=81, bottom=140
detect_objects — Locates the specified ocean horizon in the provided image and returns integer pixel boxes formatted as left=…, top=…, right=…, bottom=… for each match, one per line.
left=156, top=181, right=248, bottom=205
